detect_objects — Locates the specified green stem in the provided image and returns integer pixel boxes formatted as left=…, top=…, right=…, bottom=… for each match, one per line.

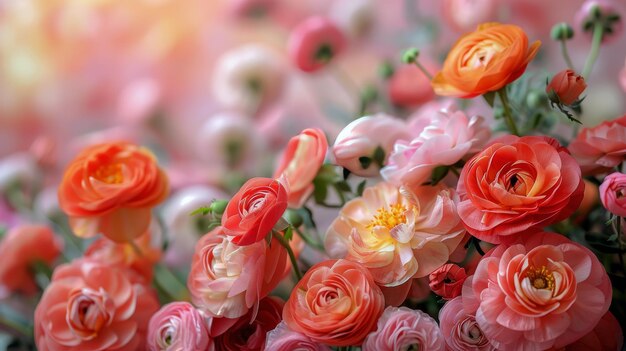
left=153, top=264, right=188, bottom=302
left=559, top=39, right=575, bottom=70
left=413, top=60, right=433, bottom=80
left=273, top=231, right=303, bottom=281
left=294, top=227, right=325, bottom=252
left=582, top=22, right=604, bottom=78
left=497, top=88, right=520, bottom=136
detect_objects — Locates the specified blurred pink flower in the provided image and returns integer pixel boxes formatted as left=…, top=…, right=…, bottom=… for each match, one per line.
left=115, top=78, right=161, bottom=125
left=35, top=259, right=159, bottom=351
left=265, top=322, right=332, bottom=351
left=562, top=311, right=623, bottom=350
left=382, top=106, right=490, bottom=187
left=0, top=224, right=62, bottom=297
left=429, top=263, right=467, bottom=300
left=463, top=231, right=612, bottom=350
left=332, top=114, right=411, bottom=177
left=212, top=44, right=285, bottom=114
left=187, top=227, right=288, bottom=319
left=147, top=302, right=213, bottom=351
left=329, top=0, right=375, bottom=39
left=621, top=58, right=626, bottom=92
left=274, top=128, right=328, bottom=208
left=569, top=115, right=626, bottom=175
left=599, top=172, right=626, bottom=216
left=441, top=0, right=499, bottom=32
left=575, top=0, right=623, bottom=44
left=325, top=182, right=465, bottom=304
left=438, top=296, right=495, bottom=351
left=288, top=16, right=347, bottom=72
left=362, top=306, right=445, bottom=351
left=213, top=296, right=284, bottom=351
left=388, top=60, right=438, bottom=107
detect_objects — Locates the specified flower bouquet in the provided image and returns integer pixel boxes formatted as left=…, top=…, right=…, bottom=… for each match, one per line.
left=0, top=0, right=625, bottom=350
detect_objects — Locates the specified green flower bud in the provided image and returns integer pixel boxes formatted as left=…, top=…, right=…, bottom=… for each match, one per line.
left=551, top=23, right=574, bottom=40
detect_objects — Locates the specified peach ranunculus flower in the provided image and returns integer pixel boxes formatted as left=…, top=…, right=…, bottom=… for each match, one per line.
left=221, top=177, right=288, bottom=246
left=34, top=259, right=159, bottom=351
left=187, top=227, right=288, bottom=319
left=599, top=172, right=626, bottom=217
left=463, top=231, right=612, bottom=350
left=362, top=306, right=445, bottom=351
left=568, top=115, right=626, bottom=175
left=332, top=114, right=412, bottom=177
left=84, top=230, right=161, bottom=283
left=147, top=302, right=213, bottom=351
left=438, top=296, right=496, bottom=351
left=457, top=135, right=584, bottom=244
left=274, top=128, right=328, bottom=208
left=325, top=182, right=465, bottom=300
left=381, top=106, right=490, bottom=187
left=283, top=259, right=385, bottom=347
left=265, top=322, right=332, bottom=351
left=0, top=224, right=63, bottom=296
left=58, top=142, right=169, bottom=243
left=431, top=23, right=541, bottom=98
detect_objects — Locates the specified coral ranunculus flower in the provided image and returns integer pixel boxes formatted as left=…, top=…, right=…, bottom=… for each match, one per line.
left=221, top=177, right=288, bottom=246
left=274, top=128, right=328, bottom=208
left=568, top=115, right=626, bottom=175
left=283, top=259, right=385, bottom=347
left=457, top=136, right=584, bottom=244
left=463, top=231, right=612, bottom=351
left=326, top=182, right=465, bottom=297
left=431, top=23, right=541, bottom=98
left=58, top=142, right=169, bottom=243
left=34, top=259, right=159, bottom=351
left=546, top=69, right=587, bottom=105
left=187, top=227, right=288, bottom=319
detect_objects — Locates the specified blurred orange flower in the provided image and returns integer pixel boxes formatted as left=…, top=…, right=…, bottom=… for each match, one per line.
left=431, top=23, right=540, bottom=98
left=58, top=142, right=169, bottom=242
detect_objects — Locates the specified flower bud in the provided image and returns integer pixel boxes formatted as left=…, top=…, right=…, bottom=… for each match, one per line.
left=551, top=22, right=575, bottom=40
left=546, top=69, right=587, bottom=105
left=575, top=0, right=623, bottom=43
left=284, top=209, right=304, bottom=228
left=210, top=199, right=229, bottom=215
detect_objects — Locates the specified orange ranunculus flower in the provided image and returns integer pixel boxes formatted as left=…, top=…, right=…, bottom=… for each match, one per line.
left=58, top=142, right=169, bottom=243
left=431, top=23, right=541, bottom=98
left=283, top=259, right=385, bottom=347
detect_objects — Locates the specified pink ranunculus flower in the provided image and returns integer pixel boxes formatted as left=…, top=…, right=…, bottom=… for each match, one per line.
left=441, top=0, right=498, bottom=32
left=212, top=44, right=285, bottom=113
left=463, top=231, right=612, bottom=350
left=0, top=224, right=63, bottom=297
left=388, top=59, right=438, bottom=108
left=34, top=259, right=159, bottom=351
left=439, top=296, right=495, bottom=351
left=213, top=296, right=284, bottom=351
left=265, top=322, right=332, bottom=351
left=562, top=311, right=623, bottom=350
left=325, top=182, right=465, bottom=304
left=429, top=263, right=467, bottom=300
left=599, top=172, right=626, bottom=216
left=568, top=115, right=626, bottom=175
left=458, top=135, right=584, bottom=244
left=147, top=302, right=213, bottom=351
left=382, top=106, right=490, bottom=187
left=621, top=58, right=626, bottom=93
left=187, top=227, right=288, bottom=319
left=274, top=128, right=328, bottom=208
left=362, top=306, right=445, bottom=351
left=288, top=16, right=346, bottom=72
left=332, top=114, right=411, bottom=177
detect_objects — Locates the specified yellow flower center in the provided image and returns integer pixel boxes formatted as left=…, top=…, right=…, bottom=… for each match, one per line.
left=366, top=203, right=407, bottom=231
left=526, top=265, right=555, bottom=290
left=94, top=163, right=123, bottom=184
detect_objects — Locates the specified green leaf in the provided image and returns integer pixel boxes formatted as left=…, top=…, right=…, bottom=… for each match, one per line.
left=425, top=166, right=449, bottom=185
left=342, top=167, right=351, bottom=180
left=313, top=178, right=328, bottom=203
left=372, top=146, right=386, bottom=168
left=273, top=217, right=290, bottom=232
left=335, top=180, right=351, bottom=193
left=356, top=180, right=367, bottom=197
left=483, top=91, right=496, bottom=107
left=284, top=226, right=293, bottom=241
left=359, top=156, right=372, bottom=170
left=190, top=206, right=212, bottom=216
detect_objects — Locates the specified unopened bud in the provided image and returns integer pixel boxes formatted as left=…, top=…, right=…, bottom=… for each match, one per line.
left=551, top=23, right=575, bottom=40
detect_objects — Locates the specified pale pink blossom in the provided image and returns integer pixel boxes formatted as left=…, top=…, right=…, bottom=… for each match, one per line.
left=187, top=227, right=288, bottom=319
left=599, top=172, right=626, bottom=216
left=332, top=114, right=411, bottom=177
left=568, top=115, right=626, bottom=175
left=330, top=0, right=375, bottom=39
left=362, top=306, right=445, bottom=351
left=620, top=58, right=626, bottom=93
left=147, top=302, right=213, bottom=351
left=288, top=16, right=346, bottom=72
left=463, top=231, right=612, bottom=350
left=273, top=128, right=328, bottom=208
left=265, top=322, right=332, bottom=351
left=388, top=60, right=438, bottom=107
left=325, top=182, right=465, bottom=304
left=441, top=0, right=499, bottom=32
left=439, top=297, right=495, bottom=351
left=115, top=78, right=161, bottom=125
left=382, top=106, right=490, bottom=187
